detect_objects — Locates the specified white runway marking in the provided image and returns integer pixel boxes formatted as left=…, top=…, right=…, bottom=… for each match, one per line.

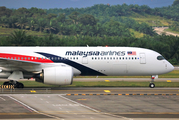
left=8, top=95, right=60, bottom=119
left=8, top=96, right=38, bottom=113
left=60, top=94, right=132, bottom=120
left=0, top=97, right=5, bottom=101
left=59, top=95, right=99, bottom=113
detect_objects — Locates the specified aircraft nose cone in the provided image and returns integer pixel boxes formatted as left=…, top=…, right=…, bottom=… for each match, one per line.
left=168, top=63, right=174, bottom=72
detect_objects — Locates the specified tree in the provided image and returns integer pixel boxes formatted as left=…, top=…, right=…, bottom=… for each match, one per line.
left=46, top=13, right=57, bottom=20
left=8, top=16, right=18, bottom=28
left=17, top=16, right=27, bottom=29
left=0, top=6, right=12, bottom=17
left=27, top=18, right=36, bottom=31
left=57, top=13, right=66, bottom=23
left=8, top=30, right=27, bottom=46
left=7, top=30, right=36, bottom=46
left=78, top=14, right=97, bottom=26
left=172, top=0, right=179, bottom=6
left=0, top=16, right=9, bottom=28
left=37, top=18, right=47, bottom=33
left=68, top=11, right=80, bottom=24
left=45, top=19, right=57, bottom=34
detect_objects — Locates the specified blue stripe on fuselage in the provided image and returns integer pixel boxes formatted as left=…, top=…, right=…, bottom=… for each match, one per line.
left=36, top=52, right=106, bottom=76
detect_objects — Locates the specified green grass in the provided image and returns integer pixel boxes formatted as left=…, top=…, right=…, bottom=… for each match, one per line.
left=0, top=81, right=178, bottom=88
left=129, top=14, right=173, bottom=26
left=129, top=29, right=145, bottom=38
left=164, top=28, right=179, bottom=34
left=0, top=70, right=178, bottom=88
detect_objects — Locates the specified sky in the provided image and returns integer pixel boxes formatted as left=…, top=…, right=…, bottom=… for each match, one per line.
left=0, top=0, right=175, bottom=9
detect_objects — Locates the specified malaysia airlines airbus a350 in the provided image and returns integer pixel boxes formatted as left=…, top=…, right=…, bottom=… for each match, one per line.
left=0, top=46, right=174, bottom=88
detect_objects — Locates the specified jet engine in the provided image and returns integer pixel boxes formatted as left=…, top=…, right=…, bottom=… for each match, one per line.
left=35, top=66, right=73, bottom=85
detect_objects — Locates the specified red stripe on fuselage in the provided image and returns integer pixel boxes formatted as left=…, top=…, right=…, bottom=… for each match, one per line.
left=0, top=53, right=54, bottom=63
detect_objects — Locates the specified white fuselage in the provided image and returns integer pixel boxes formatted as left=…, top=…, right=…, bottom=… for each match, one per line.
left=0, top=46, right=174, bottom=77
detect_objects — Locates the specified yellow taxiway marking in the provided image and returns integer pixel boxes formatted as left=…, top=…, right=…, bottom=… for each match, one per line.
left=104, top=90, right=111, bottom=93
left=30, top=90, right=36, bottom=93
left=167, top=80, right=171, bottom=82
left=105, top=80, right=110, bottom=82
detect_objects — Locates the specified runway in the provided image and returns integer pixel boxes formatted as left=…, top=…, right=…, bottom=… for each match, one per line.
left=0, top=87, right=179, bottom=120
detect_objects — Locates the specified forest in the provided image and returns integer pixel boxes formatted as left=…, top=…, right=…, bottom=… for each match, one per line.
left=0, top=0, right=179, bottom=64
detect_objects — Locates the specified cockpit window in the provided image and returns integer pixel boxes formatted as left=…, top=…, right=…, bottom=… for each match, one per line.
left=157, top=56, right=165, bottom=60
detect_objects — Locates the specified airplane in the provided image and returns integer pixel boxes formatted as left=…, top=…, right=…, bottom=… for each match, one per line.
left=0, top=46, right=174, bottom=88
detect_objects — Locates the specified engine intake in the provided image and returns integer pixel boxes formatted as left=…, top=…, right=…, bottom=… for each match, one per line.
left=35, top=66, right=73, bottom=85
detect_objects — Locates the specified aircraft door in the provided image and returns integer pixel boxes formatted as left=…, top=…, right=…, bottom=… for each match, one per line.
left=82, top=57, right=88, bottom=64
left=140, top=53, right=146, bottom=64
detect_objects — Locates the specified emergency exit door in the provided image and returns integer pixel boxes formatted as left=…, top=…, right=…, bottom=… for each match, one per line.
left=82, top=57, right=88, bottom=64
left=140, top=53, right=146, bottom=64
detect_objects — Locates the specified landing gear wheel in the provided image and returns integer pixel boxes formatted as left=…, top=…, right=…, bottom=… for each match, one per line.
left=149, top=83, right=155, bottom=88
left=16, top=82, right=24, bottom=88
left=7, top=83, right=13, bottom=86
left=3, top=81, right=9, bottom=85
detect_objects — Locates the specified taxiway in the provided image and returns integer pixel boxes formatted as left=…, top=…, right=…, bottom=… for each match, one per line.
left=0, top=87, right=179, bottom=120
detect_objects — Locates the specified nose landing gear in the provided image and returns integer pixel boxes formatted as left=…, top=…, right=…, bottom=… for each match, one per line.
left=149, top=83, right=155, bottom=88
left=149, top=75, right=158, bottom=88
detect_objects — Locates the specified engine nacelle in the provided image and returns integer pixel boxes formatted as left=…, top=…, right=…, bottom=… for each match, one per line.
left=35, top=66, right=73, bottom=85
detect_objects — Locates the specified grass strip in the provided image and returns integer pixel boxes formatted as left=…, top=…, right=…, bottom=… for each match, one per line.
left=0, top=81, right=179, bottom=88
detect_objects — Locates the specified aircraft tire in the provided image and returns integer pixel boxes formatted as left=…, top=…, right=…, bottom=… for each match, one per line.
left=17, top=82, right=24, bottom=88
left=3, top=81, right=9, bottom=85
left=149, top=83, right=155, bottom=88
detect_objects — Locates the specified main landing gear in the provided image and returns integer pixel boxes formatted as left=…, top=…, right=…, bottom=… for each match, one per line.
left=3, top=81, right=24, bottom=88
left=149, top=75, right=158, bottom=88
